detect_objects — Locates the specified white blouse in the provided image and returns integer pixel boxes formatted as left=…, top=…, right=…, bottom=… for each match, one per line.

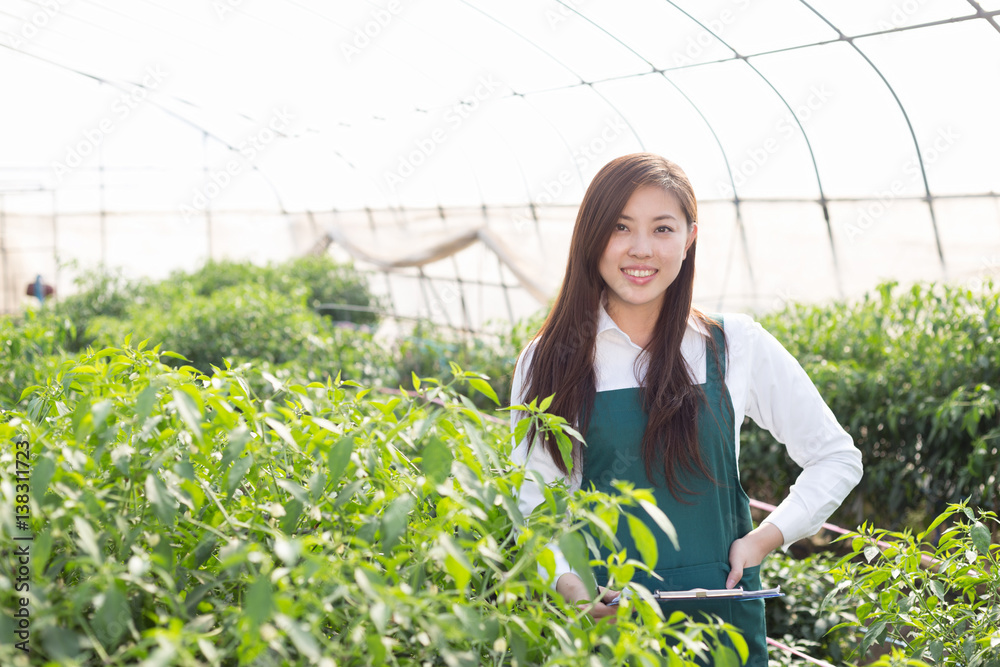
left=509, top=299, right=863, bottom=584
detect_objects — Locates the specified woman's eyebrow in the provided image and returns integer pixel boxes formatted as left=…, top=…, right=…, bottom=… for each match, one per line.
left=618, top=213, right=678, bottom=221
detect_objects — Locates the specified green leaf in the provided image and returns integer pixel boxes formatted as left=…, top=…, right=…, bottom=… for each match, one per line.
left=172, top=387, right=202, bottom=440
left=419, top=436, right=453, bottom=486
left=91, top=399, right=112, bottom=432
left=726, top=628, right=749, bottom=665
left=627, top=514, right=658, bottom=570
left=713, top=645, right=740, bottom=667
left=308, top=470, right=327, bottom=503
left=554, top=431, right=573, bottom=474
left=17, top=384, right=42, bottom=402
left=93, top=583, right=127, bottom=646
left=226, top=455, right=254, bottom=497
left=513, top=415, right=531, bottom=446
left=557, top=531, right=597, bottom=597
left=860, top=619, right=887, bottom=657
left=30, top=454, right=55, bottom=505
left=327, top=436, right=354, bottom=487
left=370, top=600, right=390, bottom=635
left=441, top=534, right=473, bottom=590
left=192, top=535, right=218, bottom=568
left=275, top=478, right=308, bottom=504
left=145, top=473, right=177, bottom=526
left=539, top=394, right=554, bottom=412
left=467, top=377, right=499, bottom=405
left=265, top=417, right=299, bottom=451
left=245, top=577, right=273, bottom=626
left=637, top=498, right=678, bottom=551
left=970, top=521, right=991, bottom=556
left=380, top=493, right=415, bottom=551
left=929, top=639, right=944, bottom=663
left=73, top=516, right=103, bottom=563
left=220, top=426, right=250, bottom=472
left=919, top=508, right=953, bottom=540
left=279, top=500, right=303, bottom=535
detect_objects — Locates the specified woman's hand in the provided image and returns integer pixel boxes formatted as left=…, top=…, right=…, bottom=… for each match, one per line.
left=726, top=522, right=784, bottom=589
left=555, top=573, right=620, bottom=622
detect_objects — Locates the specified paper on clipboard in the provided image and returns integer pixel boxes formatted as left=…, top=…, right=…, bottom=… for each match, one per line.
left=653, top=586, right=783, bottom=601
left=607, top=586, right=782, bottom=606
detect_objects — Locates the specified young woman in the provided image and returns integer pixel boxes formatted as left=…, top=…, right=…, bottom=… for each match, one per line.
left=509, top=153, right=863, bottom=665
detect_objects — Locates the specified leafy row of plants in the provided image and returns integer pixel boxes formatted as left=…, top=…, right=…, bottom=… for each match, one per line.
left=829, top=503, right=1000, bottom=666
left=1, top=344, right=751, bottom=665
left=742, top=280, right=1000, bottom=531
left=25, top=266, right=997, bottom=535
left=3, top=260, right=998, bottom=665
left=1, top=259, right=391, bottom=409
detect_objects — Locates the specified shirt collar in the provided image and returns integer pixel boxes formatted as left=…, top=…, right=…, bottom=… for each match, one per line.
left=597, top=289, right=709, bottom=345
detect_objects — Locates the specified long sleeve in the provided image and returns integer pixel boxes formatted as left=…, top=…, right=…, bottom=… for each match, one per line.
left=508, top=341, right=582, bottom=588
left=727, top=314, right=863, bottom=546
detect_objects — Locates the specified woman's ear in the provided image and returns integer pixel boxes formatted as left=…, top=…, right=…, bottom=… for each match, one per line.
left=683, top=222, right=698, bottom=258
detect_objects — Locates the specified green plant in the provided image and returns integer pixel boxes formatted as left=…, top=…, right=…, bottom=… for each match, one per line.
left=395, top=312, right=543, bottom=411
left=86, top=284, right=346, bottom=375
left=0, top=343, right=746, bottom=666
left=742, top=280, right=1000, bottom=530
left=0, top=311, right=67, bottom=409
left=48, top=266, right=142, bottom=351
left=150, top=256, right=381, bottom=327
left=865, top=648, right=934, bottom=666
left=760, top=551, right=855, bottom=664
left=828, top=503, right=1000, bottom=665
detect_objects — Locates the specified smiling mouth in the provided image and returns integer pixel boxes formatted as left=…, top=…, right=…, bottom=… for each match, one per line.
left=622, top=268, right=657, bottom=278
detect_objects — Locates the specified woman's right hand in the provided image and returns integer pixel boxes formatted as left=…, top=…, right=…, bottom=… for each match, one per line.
left=555, top=573, right=620, bottom=622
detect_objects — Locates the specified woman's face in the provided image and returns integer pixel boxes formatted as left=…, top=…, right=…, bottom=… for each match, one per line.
left=598, top=184, right=697, bottom=319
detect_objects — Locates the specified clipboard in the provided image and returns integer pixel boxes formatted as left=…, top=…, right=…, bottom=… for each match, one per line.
left=607, top=586, right=782, bottom=606
left=653, top=586, right=783, bottom=601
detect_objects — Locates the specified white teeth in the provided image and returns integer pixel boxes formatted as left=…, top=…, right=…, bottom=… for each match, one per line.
left=623, top=269, right=656, bottom=278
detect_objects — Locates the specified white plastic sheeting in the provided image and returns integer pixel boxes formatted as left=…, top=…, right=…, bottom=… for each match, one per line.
left=1, top=1, right=998, bottom=325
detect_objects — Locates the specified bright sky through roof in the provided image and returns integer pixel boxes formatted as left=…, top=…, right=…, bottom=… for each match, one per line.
left=1, top=0, right=997, bottom=214
left=1, top=1, right=999, bottom=323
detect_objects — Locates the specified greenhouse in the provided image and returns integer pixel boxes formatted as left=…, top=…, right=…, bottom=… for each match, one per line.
left=1, top=1, right=998, bottom=665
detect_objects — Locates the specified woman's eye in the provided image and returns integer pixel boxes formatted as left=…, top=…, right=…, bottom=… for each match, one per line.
left=656, top=225, right=673, bottom=233
left=616, top=223, right=628, bottom=231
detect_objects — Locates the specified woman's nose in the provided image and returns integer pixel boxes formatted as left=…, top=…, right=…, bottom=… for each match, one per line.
left=628, top=234, right=652, bottom=258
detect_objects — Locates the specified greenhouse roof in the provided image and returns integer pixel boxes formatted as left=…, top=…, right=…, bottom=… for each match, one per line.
left=2, top=0, right=999, bottom=323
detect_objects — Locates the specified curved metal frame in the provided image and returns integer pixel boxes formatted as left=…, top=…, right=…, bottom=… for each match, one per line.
left=4, top=1, right=1000, bottom=324
left=798, top=0, right=946, bottom=271
left=551, top=0, right=759, bottom=303
left=662, top=1, right=842, bottom=297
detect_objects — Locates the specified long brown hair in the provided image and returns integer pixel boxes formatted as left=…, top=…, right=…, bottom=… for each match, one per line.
left=517, top=153, right=727, bottom=499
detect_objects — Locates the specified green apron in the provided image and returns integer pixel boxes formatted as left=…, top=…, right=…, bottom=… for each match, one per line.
left=581, top=316, right=769, bottom=666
